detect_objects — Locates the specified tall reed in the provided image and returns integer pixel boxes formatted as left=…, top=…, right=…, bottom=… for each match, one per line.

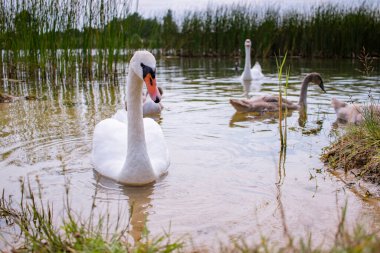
left=1, top=2, right=379, bottom=81
left=0, top=0, right=132, bottom=80
left=176, top=3, right=380, bottom=58
left=276, top=52, right=289, bottom=148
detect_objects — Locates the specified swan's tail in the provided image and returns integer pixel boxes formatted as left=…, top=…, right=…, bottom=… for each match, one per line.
left=230, top=99, right=251, bottom=112
left=331, top=98, right=346, bottom=111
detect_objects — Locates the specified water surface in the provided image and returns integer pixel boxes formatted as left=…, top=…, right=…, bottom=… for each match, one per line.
left=1, top=57, right=380, bottom=249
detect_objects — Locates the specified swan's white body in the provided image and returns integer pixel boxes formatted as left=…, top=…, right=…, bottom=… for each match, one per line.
left=124, top=92, right=163, bottom=116
left=92, top=51, right=169, bottom=186
left=143, top=95, right=163, bottom=115
left=241, top=39, right=264, bottom=81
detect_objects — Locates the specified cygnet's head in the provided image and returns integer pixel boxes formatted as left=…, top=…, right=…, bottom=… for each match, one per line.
left=308, top=72, right=325, bottom=93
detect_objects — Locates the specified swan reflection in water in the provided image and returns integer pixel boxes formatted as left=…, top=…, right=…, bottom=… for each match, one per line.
left=229, top=105, right=324, bottom=136
left=241, top=79, right=263, bottom=99
left=94, top=174, right=154, bottom=243
left=229, top=110, right=295, bottom=128
left=232, top=76, right=326, bottom=133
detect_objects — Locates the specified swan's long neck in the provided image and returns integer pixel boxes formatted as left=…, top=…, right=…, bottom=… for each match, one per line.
left=126, top=72, right=146, bottom=148
left=298, top=75, right=311, bottom=107
left=120, top=68, right=155, bottom=185
left=242, top=46, right=252, bottom=80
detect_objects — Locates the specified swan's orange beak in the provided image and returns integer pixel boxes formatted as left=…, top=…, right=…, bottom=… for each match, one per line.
left=144, top=73, right=161, bottom=103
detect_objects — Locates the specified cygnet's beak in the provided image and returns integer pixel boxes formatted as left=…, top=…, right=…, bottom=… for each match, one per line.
left=144, top=73, right=161, bottom=103
left=319, top=81, right=326, bottom=93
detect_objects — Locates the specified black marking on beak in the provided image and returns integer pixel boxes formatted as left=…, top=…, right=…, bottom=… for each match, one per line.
left=154, top=97, right=160, bottom=103
left=141, top=63, right=156, bottom=79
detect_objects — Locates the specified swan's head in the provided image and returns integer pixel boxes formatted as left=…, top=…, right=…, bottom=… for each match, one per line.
left=309, top=72, right=325, bottom=93
left=130, top=51, right=161, bottom=103
left=244, top=39, right=251, bottom=48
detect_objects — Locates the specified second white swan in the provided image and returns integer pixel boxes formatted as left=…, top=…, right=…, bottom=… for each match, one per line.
left=241, top=39, right=264, bottom=81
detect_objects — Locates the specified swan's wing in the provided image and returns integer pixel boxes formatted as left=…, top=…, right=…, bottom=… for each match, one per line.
left=230, top=97, right=274, bottom=112
left=92, top=118, right=127, bottom=179
left=112, top=109, right=128, bottom=123
left=261, top=96, right=279, bottom=103
left=261, top=96, right=295, bottom=106
left=143, top=118, right=170, bottom=177
left=251, top=62, right=262, bottom=72
left=251, top=62, right=264, bottom=79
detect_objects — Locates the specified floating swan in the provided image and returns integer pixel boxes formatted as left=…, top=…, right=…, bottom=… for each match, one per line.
left=142, top=87, right=164, bottom=115
left=331, top=98, right=380, bottom=124
left=123, top=87, right=164, bottom=116
left=114, top=87, right=164, bottom=122
left=230, top=73, right=325, bottom=113
left=92, top=51, right=170, bottom=186
left=241, top=39, right=264, bottom=81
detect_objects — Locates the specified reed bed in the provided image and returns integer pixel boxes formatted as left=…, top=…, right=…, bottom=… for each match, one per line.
left=0, top=0, right=133, bottom=80
left=1, top=1, right=379, bottom=81
left=178, top=3, right=380, bottom=58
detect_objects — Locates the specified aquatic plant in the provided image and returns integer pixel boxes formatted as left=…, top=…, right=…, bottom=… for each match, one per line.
left=1, top=179, right=380, bottom=252
left=176, top=3, right=380, bottom=58
left=0, top=178, right=184, bottom=252
left=0, top=0, right=133, bottom=80
left=356, top=46, right=375, bottom=76
left=1, top=2, right=379, bottom=81
left=275, top=52, right=289, bottom=148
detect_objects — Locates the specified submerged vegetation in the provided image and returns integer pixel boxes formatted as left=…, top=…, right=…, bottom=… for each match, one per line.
left=0, top=1, right=379, bottom=80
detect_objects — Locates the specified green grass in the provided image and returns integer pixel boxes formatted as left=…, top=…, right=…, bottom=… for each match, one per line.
left=0, top=2, right=379, bottom=81
left=321, top=97, right=380, bottom=185
left=0, top=179, right=183, bottom=252
left=2, top=180, right=380, bottom=252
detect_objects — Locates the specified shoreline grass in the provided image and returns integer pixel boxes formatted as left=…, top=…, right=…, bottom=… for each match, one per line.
left=1, top=179, right=380, bottom=252
left=0, top=179, right=184, bottom=252
left=321, top=98, right=380, bottom=187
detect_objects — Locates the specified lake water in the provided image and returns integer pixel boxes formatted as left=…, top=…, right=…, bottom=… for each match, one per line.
left=1, top=57, right=380, bottom=249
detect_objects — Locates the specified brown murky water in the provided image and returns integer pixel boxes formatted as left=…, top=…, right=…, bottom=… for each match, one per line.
left=1, top=57, right=380, bottom=249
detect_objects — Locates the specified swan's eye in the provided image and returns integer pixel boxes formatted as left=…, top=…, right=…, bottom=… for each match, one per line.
left=141, top=63, right=156, bottom=80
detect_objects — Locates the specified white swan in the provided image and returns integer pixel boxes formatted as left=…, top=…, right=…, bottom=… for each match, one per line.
left=241, top=39, right=264, bottom=81
left=123, top=87, right=164, bottom=116
left=142, top=86, right=164, bottom=115
left=92, top=51, right=170, bottom=186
